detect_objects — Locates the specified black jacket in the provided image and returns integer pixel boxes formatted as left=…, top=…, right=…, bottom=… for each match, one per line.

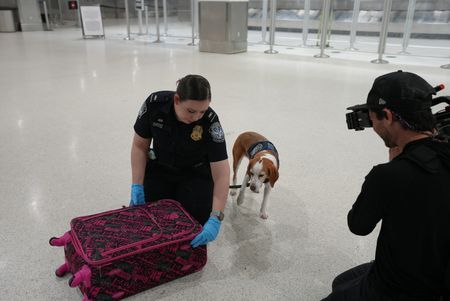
left=348, top=138, right=450, bottom=298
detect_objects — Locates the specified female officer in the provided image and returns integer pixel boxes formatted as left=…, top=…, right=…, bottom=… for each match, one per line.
left=130, top=74, right=230, bottom=248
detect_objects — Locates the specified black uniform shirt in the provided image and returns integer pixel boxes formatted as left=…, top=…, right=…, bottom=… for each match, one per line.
left=348, top=138, right=450, bottom=298
left=133, top=91, right=228, bottom=170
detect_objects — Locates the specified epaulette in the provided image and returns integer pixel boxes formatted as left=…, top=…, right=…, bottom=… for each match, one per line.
left=401, top=145, right=439, bottom=173
left=205, top=108, right=218, bottom=123
left=147, top=91, right=174, bottom=103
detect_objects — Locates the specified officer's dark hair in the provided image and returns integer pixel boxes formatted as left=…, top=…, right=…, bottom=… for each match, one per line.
left=370, top=107, right=436, bottom=132
left=176, top=74, right=211, bottom=102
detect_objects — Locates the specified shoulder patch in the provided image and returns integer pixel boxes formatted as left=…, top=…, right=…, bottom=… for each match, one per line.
left=209, top=122, right=224, bottom=143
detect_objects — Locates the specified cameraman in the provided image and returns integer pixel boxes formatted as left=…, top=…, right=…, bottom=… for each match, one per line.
left=323, top=71, right=450, bottom=301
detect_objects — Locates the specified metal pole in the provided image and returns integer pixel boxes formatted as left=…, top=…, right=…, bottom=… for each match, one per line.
left=194, top=0, right=198, bottom=38
left=57, top=0, right=64, bottom=24
left=399, top=0, right=416, bottom=54
left=347, top=0, right=360, bottom=51
left=264, top=0, right=278, bottom=54
left=188, top=0, right=196, bottom=46
left=314, top=0, right=331, bottom=58
left=301, top=0, right=310, bottom=46
left=124, top=0, right=133, bottom=40
left=43, top=0, right=52, bottom=30
left=138, top=10, right=143, bottom=34
left=137, top=0, right=145, bottom=35
left=75, top=0, right=81, bottom=27
left=163, top=0, right=168, bottom=36
left=145, top=5, right=149, bottom=35
left=371, top=0, right=392, bottom=64
left=154, top=0, right=162, bottom=42
left=261, top=0, right=268, bottom=43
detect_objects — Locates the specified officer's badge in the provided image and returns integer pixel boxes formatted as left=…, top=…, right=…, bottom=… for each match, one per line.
left=210, top=122, right=225, bottom=143
left=191, top=125, right=203, bottom=141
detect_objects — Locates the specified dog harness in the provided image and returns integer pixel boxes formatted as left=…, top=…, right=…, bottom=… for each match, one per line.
left=247, top=141, right=280, bottom=167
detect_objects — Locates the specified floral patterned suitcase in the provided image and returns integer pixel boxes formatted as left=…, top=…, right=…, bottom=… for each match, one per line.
left=50, top=199, right=207, bottom=301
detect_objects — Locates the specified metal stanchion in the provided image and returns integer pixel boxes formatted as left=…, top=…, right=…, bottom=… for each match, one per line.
left=57, top=0, right=64, bottom=24
left=153, top=0, right=162, bottom=43
left=43, top=0, right=52, bottom=31
left=75, top=0, right=81, bottom=27
left=194, top=0, right=198, bottom=38
left=138, top=10, right=143, bottom=35
left=145, top=6, right=149, bottom=35
left=264, top=0, right=278, bottom=54
left=188, top=0, right=196, bottom=46
left=371, top=0, right=392, bottom=64
left=314, top=0, right=331, bottom=58
left=137, top=0, right=145, bottom=35
left=163, top=0, right=168, bottom=36
left=301, top=0, right=310, bottom=47
left=399, top=0, right=416, bottom=55
left=347, top=0, right=360, bottom=51
left=260, top=0, right=268, bottom=43
left=124, top=0, right=133, bottom=40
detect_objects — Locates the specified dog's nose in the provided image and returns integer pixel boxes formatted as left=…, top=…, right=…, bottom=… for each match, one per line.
left=250, top=185, right=259, bottom=193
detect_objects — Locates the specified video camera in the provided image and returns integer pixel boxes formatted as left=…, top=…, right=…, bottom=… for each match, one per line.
left=346, top=86, right=450, bottom=140
left=434, top=98, right=450, bottom=139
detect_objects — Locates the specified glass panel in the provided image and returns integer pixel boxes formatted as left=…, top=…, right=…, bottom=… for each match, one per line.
left=245, top=0, right=449, bottom=59
left=384, top=0, right=450, bottom=58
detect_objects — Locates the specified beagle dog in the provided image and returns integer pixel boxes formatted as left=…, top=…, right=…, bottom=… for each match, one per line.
left=230, top=131, right=279, bottom=219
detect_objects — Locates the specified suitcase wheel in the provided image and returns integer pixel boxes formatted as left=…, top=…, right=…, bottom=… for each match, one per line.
left=69, top=265, right=92, bottom=288
left=68, top=275, right=74, bottom=287
left=55, top=261, right=70, bottom=277
left=49, top=231, right=71, bottom=247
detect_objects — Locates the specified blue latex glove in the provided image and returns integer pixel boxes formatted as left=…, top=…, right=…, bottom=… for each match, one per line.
left=190, top=216, right=221, bottom=248
left=130, top=184, right=145, bottom=206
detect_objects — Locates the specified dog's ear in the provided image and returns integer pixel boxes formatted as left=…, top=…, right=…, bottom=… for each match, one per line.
left=246, top=164, right=252, bottom=176
left=247, top=158, right=258, bottom=176
left=267, top=164, right=279, bottom=188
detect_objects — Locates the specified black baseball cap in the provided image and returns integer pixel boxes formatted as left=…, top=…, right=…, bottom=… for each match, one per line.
left=348, top=70, right=436, bottom=113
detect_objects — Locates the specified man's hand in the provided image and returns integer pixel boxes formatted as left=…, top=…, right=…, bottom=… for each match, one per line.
left=191, top=216, right=221, bottom=248
left=130, top=184, right=145, bottom=206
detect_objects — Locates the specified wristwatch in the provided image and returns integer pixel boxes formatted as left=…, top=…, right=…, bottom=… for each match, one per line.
left=210, top=210, right=224, bottom=221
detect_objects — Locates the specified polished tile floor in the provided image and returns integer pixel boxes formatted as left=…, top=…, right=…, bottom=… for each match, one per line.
left=0, top=23, right=449, bottom=301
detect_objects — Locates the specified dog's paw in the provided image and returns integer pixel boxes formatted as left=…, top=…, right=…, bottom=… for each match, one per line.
left=230, top=189, right=237, bottom=196
left=260, top=212, right=268, bottom=219
left=236, top=195, right=244, bottom=205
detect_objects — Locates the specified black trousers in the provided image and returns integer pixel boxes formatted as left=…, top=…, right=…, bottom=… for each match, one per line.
left=322, top=262, right=444, bottom=301
left=143, top=161, right=213, bottom=225
left=321, top=263, right=380, bottom=301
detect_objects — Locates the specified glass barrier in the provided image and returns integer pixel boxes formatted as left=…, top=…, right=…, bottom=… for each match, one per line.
left=246, top=0, right=450, bottom=59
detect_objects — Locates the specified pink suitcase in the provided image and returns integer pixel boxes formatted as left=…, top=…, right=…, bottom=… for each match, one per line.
left=50, top=199, right=207, bottom=301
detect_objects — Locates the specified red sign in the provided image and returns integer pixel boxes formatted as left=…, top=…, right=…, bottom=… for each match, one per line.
left=68, top=1, right=78, bottom=9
